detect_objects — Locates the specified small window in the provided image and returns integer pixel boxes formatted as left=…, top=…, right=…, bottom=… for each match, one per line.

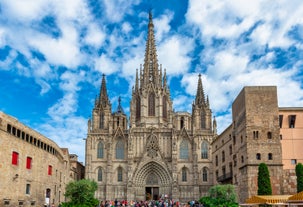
left=256, top=153, right=261, bottom=160
left=98, top=168, right=102, bottom=182
left=279, top=115, right=283, bottom=128
left=253, top=131, right=259, bottom=139
left=26, top=184, right=31, bottom=194
left=12, top=151, right=19, bottom=165
left=202, top=167, right=208, bottom=182
left=26, top=157, right=32, bottom=169
left=280, top=134, right=283, bottom=140
left=267, top=132, right=272, bottom=139
left=241, top=156, right=244, bottom=163
left=215, top=155, right=218, bottom=166
left=241, top=136, right=243, bottom=143
left=222, top=151, right=225, bottom=162
left=291, top=159, right=297, bottom=165
left=268, top=153, right=273, bottom=160
left=48, top=165, right=52, bottom=175
left=233, top=136, right=236, bottom=145
left=289, top=115, right=296, bottom=128
left=229, top=145, right=232, bottom=155
left=182, top=168, right=187, bottom=182
left=180, top=117, right=184, bottom=129
left=117, top=167, right=123, bottom=182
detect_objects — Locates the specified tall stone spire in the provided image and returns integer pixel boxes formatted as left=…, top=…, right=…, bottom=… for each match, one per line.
left=99, top=74, right=110, bottom=108
left=142, top=11, right=159, bottom=86
left=195, top=74, right=206, bottom=107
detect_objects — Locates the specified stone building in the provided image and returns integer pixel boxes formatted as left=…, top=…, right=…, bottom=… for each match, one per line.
left=69, top=154, right=85, bottom=181
left=0, top=111, right=75, bottom=207
left=212, top=86, right=284, bottom=203
left=84, top=13, right=216, bottom=202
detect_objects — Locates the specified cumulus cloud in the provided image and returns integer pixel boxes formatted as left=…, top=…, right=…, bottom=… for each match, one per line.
left=158, top=35, right=194, bottom=75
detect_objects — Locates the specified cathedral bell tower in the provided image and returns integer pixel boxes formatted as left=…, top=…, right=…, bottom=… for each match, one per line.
left=192, top=74, right=213, bottom=131
left=89, top=74, right=112, bottom=133
left=130, top=12, right=173, bottom=128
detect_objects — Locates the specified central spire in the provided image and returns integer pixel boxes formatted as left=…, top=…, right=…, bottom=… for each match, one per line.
left=143, top=11, right=159, bottom=86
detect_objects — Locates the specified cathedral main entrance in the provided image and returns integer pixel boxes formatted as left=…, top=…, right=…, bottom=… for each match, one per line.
left=146, top=187, right=159, bottom=200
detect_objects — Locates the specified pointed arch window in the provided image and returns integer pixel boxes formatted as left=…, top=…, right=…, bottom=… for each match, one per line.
left=201, top=112, right=206, bottom=129
left=180, top=117, right=184, bottom=129
left=117, top=167, right=123, bottom=182
left=98, top=167, right=102, bottom=181
left=116, top=140, right=124, bottom=159
left=163, top=95, right=167, bottom=119
left=100, top=112, right=104, bottom=129
left=148, top=93, right=155, bottom=116
left=202, top=167, right=208, bottom=182
left=97, top=141, right=104, bottom=158
left=182, top=167, right=187, bottom=182
left=136, top=97, right=141, bottom=120
left=201, top=141, right=208, bottom=159
left=180, top=140, right=189, bottom=159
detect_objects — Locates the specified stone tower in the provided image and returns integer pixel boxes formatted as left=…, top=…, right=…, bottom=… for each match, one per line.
left=85, top=12, right=215, bottom=202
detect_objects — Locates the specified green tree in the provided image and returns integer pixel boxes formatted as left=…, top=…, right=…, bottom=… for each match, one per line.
left=199, top=184, right=238, bottom=207
left=62, top=179, right=99, bottom=207
left=296, top=163, right=303, bottom=192
left=257, top=163, right=272, bottom=195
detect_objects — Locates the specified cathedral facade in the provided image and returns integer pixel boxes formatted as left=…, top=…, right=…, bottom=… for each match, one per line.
left=84, top=13, right=216, bottom=202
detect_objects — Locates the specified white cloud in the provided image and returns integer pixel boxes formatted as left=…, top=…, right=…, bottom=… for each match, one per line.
left=158, top=35, right=194, bottom=75
left=95, top=54, right=119, bottom=75
left=29, top=25, right=82, bottom=68
left=84, top=23, right=106, bottom=47
left=48, top=93, right=78, bottom=120
left=154, top=12, right=173, bottom=41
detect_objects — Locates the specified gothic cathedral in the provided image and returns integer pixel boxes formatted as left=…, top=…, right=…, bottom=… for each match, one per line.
left=85, top=13, right=216, bottom=202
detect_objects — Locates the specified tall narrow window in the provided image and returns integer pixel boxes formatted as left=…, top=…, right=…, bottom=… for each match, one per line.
left=253, top=131, right=259, bottom=139
left=201, top=112, right=206, bottom=129
left=222, top=151, right=225, bottom=162
left=12, top=151, right=19, bottom=165
left=179, top=140, right=189, bottom=159
left=26, top=184, right=31, bottom=194
left=48, top=165, right=52, bottom=175
left=26, top=157, right=32, bottom=169
left=268, top=153, right=273, bottom=160
left=148, top=93, right=155, bottom=116
left=116, top=140, right=124, bottom=159
left=279, top=115, right=283, bottom=128
left=289, top=115, right=296, bottom=128
left=117, top=167, right=123, bottom=182
left=100, top=113, right=104, bottom=129
left=97, top=142, right=104, bottom=158
left=202, top=167, right=208, bottom=182
left=215, top=155, right=218, bottom=166
left=136, top=97, right=141, bottom=120
left=180, top=117, right=184, bottom=129
left=98, top=168, right=102, bottom=181
left=182, top=168, right=187, bottom=182
left=163, top=96, right=167, bottom=119
left=201, top=141, right=208, bottom=159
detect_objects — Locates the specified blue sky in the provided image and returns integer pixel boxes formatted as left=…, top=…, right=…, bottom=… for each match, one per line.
left=1, top=0, right=303, bottom=163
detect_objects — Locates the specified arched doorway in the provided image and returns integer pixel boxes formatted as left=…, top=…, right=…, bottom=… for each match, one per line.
left=133, top=161, right=172, bottom=201
left=146, top=173, right=159, bottom=200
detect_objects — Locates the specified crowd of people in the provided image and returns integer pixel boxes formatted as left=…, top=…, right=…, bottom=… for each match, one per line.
left=100, top=199, right=203, bottom=207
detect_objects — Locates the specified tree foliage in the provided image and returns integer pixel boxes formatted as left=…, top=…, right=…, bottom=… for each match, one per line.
left=199, top=184, right=238, bottom=207
left=296, top=163, right=303, bottom=193
left=62, top=179, right=99, bottom=207
left=257, top=163, right=272, bottom=195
